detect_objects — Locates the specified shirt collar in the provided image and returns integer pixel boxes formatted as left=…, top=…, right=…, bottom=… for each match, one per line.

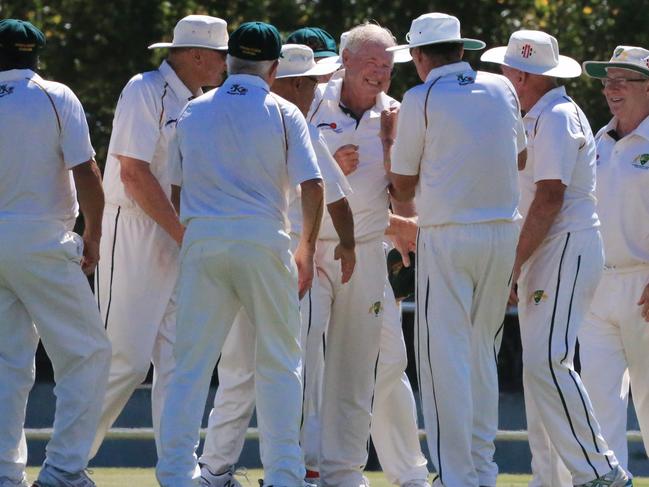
left=601, top=115, right=649, bottom=142
left=0, top=68, right=40, bottom=82
left=158, top=60, right=197, bottom=101
left=424, top=61, right=472, bottom=83
left=224, top=73, right=270, bottom=92
left=525, top=86, right=568, bottom=121
left=321, top=69, right=394, bottom=115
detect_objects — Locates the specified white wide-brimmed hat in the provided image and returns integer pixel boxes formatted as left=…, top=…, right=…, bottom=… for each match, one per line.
left=148, top=15, right=229, bottom=50
left=480, top=30, right=581, bottom=78
left=387, top=13, right=485, bottom=52
left=583, top=45, right=649, bottom=78
left=319, top=30, right=413, bottom=64
left=276, top=44, right=341, bottom=79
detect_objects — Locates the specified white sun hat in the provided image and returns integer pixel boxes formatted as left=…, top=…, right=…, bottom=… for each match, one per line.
left=387, top=13, right=485, bottom=52
left=148, top=15, right=229, bottom=50
left=276, top=44, right=341, bottom=78
left=319, top=30, right=413, bottom=64
left=583, top=46, right=649, bottom=78
left=480, top=30, right=581, bottom=78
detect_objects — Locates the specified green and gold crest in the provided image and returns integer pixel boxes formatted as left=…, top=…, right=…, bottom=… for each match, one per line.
left=532, top=290, right=548, bottom=304
left=368, top=301, right=383, bottom=316
left=634, top=153, right=649, bottom=167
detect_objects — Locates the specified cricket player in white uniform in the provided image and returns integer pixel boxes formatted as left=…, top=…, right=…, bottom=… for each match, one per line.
left=156, top=22, right=324, bottom=487
left=198, top=43, right=353, bottom=487
left=308, top=23, right=427, bottom=487
left=0, top=19, right=111, bottom=487
left=578, top=46, right=649, bottom=477
left=482, top=30, right=630, bottom=487
left=390, top=13, right=525, bottom=487
left=90, top=15, right=229, bottom=458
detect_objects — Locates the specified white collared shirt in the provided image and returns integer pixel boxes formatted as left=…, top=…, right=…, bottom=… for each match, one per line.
left=103, top=60, right=196, bottom=211
left=0, top=69, right=94, bottom=226
left=520, top=86, right=599, bottom=239
left=391, top=62, right=524, bottom=227
left=308, top=71, right=399, bottom=241
left=595, top=116, right=649, bottom=267
left=169, top=74, right=321, bottom=249
left=287, top=124, right=352, bottom=236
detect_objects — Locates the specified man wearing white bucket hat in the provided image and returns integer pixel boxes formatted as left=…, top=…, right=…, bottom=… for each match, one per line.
left=196, top=43, right=353, bottom=487
left=576, top=45, right=649, bottom=480
left=481, top=30, right=630, bottom=487
left=389, top=13, right=526, bottom=487
left=91, top=14, right=230, bottom=459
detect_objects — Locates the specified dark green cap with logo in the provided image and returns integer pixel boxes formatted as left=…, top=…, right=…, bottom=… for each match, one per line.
left=228, top=21, right=281, bottom=61
left=0, top=19, right=45, bottom=54
left=286, top=27, right=337, bottom=58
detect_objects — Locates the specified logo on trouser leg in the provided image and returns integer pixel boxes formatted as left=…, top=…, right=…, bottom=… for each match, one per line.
left=368, top=301, right=383, bottom=316
left=532, top=290, right=548, bottom=304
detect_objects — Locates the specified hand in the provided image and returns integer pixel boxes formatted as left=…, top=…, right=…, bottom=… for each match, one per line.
left=294, top=243, right=315, bottom=300
left=386, top=215, right=417, bottom=267
left=81, top=234, right=100, bottom=276
left=637, top=282, right=649, bottom=322
left=333, top=144, right=360, bottom=175
left=173, top=225, right=186, bottom=247
left=508, top=266, right=521, bottom=306
left=334, top=242, right=356, bottom=284
left=380, top=106, right=399, bottom=146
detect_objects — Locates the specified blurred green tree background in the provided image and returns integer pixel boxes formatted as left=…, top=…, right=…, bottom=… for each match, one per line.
left=1, top=0, right=647, bottom=166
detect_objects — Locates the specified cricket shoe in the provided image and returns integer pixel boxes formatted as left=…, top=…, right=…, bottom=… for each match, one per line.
left=199, top=465, right=244, bottom=487
left=402, top=482, right=431, bottom=487
left=257, top=479, right=318, bottom=487
left=0, top=475, right=29, bottom=487
left=576, top=466, right=632, bottom=487
left=32, top=464, right=96, bottom=487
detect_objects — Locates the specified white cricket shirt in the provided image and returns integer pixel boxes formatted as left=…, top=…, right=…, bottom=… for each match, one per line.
left=0, top=69, right=94, bottom=227
left=391, top=62, right=524, bottom=227
left=595, top=116, right=649, bottom=268
left=519, top=86, right=599, bottom=239
left=103, top=61, right=195, bottom=211
left=169, top=74, right=321, bottom=250
left=308, top=71, right=399, bottom=241
left=287, top=124, right=352, bottom=236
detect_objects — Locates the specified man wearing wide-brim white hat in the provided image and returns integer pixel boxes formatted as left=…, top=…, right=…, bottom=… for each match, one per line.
left=389, top=12, right=526, bottom=487
left=90, top=14, right=230, bottom=460
left=576, top=45, right=649, bottom=485
left=481, top=30, right=631, bottom=487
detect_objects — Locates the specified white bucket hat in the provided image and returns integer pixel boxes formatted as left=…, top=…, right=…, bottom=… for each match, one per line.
left=276, top=44, right=341, bottom=79
left=583, top=46, right=649, bottom=78
left=387, top=13, right=485, bottom=52
left=319, top=30, right=413, bottom=64
left=480, top=30, right=581, bottom=78
left=148, top=15, right=229, bottom=50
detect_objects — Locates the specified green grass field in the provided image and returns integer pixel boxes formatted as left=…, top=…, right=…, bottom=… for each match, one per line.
left=24, top=468, right=649, bottom=486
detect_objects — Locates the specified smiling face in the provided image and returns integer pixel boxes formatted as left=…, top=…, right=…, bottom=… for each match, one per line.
left=342, top=40, right=393, bottom=98
left=603, top=67, right=649, bottom=120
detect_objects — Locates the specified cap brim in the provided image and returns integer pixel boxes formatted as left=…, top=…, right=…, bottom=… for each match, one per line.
left=148, top=42, right=229, bottom=50
left=481, top=46, right=582, bottom=78
left=313, top=50, right=338, bottom=58
left=276, top=61, right=341, bottom=79
left=583, top=61, right=649, bottom=79
left=387, top=37, right=486, bottom=52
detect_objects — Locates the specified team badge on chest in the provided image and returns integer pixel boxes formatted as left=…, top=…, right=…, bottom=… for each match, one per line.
left=632, top=153, right=649, bottom=170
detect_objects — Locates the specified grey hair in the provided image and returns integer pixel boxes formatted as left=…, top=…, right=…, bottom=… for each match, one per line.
left=344, top=22, right=397, bottom=54
left=226, top=55, right=276, bottom=77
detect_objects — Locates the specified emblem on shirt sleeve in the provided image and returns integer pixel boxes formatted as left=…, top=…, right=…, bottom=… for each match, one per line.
left=632, top=153, right=649, bottom=169
left=226, top=84, right=248, bottom=95
left=317, top=122, right=343, bottom=133
left=457, top=74, right=475, bottom=86
left=0, top=84, right=15, bottom=97
left=531, top=290, right=548, bottom=305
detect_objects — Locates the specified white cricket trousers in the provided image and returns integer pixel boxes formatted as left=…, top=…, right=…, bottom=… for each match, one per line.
left=580, top=265, right=649, bottom=475
left=156, top=231, right=304, bottom=487
left=416, top=221, right=518, bottom=487
left=315, top=238, right=386, bottom=487
left=91, top=205, right=178, bottom=458
left=519, top=229, right=619, bottom=486
left=0, top=221, right=111, bottom=481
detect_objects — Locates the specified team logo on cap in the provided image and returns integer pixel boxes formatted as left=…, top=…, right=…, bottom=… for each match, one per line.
left=521, top=44, right=534, bottom=59
left=317, top=122, right=342, bottom=133
left=532, top=290, right=548, bottom=305
left=226, top=84, right=248, bottom=96
left=0, top=85, right=14, bottom=98
left=632, top=153, right=649, bottom=169
left=368, top=301, right=383, bottom=317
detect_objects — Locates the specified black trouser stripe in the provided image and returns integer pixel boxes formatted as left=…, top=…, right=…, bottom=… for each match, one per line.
left=424, top=276, right=443, bottom=482
left=103, top=207, right=121, bottom=329
left=299, top=290, right=312, bottom=431
left=95, top=256, right=101, bottom=312
left=415, top=230, right=423, bottom=406
left=493, top=321, right=505, bottom=365
left=547, top=233, right=599, bottom=479
left=364, top=351, right=381, bottom=465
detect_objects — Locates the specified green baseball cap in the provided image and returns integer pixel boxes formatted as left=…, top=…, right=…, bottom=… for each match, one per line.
left=228, top=21, right=281, bottom=61
left=0, top=19, right=45, bottom=54
left=287, top=27, right=338, bottom=59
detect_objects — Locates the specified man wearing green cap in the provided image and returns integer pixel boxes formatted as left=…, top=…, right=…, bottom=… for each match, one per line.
left=156, top=22, right=324, bottom=487
left=0, top=19, right=111, bottom=487
left=286, top=28, right=339, bottom=61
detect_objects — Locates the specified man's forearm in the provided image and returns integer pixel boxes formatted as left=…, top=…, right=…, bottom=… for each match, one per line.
left=515, top=198, right=562, bottom=269
left=299, top=178, right=325, bottom=252
left=327, top=198, right=354, bottom=249
left=73, top=159, right=104, bottom=240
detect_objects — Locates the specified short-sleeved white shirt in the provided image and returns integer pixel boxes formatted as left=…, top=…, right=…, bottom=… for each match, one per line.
left=287, top=124, right=352, bottom=236
left=103, top=61, right=195, bottom=210
left=595, top=116, right=649, bottom=268
left=0, top=69, right=94, bottom=227
left=519, top=86, right=599, bottom=239
left=168, top=74, right=321, bottom=249
left=391, top=62, right=524, bottom=227
left=308, top=72, right=399, bottom=241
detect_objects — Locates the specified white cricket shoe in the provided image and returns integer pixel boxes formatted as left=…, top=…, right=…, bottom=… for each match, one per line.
left=402, top=482, right=431, bottom=487
left=576, top=466, right=633, bottom=487
left=32, top=464, right=96, bottom=487
left=199, top=465, right=243, bottom=487
left=0, top=475, right=29, bottom=487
